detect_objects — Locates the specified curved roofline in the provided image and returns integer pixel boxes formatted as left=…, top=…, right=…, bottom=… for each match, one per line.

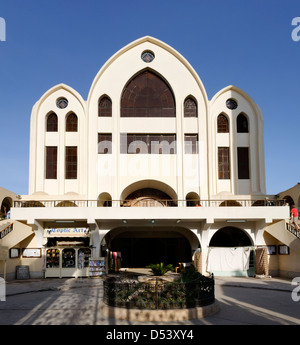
left=87, top=36, right=208, bottom=107
left=34, top=83, right=86, bottom=114
left=211, top=85, right=263, bottom=122
left=210, top=85, right=263, bottom=121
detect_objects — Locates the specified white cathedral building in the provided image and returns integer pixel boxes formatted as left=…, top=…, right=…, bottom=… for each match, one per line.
left=1, top=36, right=297, bottom=280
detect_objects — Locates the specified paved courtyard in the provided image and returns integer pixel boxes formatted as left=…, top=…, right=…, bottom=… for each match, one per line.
left=0, top=276, right=299, bottom=325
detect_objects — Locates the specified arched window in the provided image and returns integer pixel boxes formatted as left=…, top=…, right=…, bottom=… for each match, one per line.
left=184, top=97, right=197, bottom=117
left=121, top=70, right=175, bottom=117
left=66, top=113, right=78, bottom=132
left=98, top=96, right=112, bottom=117
left=46, top=113, right=58, bottom=132
left=217, top=114, right=229, bottom=133
left=237, top=113, right=248, bottom=133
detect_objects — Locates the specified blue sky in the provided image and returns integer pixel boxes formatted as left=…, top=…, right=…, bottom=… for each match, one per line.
left=0, top=0, right=299, bottom=195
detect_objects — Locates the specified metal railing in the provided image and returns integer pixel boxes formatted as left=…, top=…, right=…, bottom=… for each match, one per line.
left=13, top=199, right=286, bottom=208
left=286, top=222, right=300, bottom=240
left=103, top=273, right=215, bottom=310
left=0, top=222, right=13, bottom=239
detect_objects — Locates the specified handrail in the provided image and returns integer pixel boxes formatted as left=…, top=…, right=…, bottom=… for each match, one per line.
left=286, top=222, right=300, bottom=240
left=13, top=199, right=286, bottom=208
left=0, top=222, right=14, bottom=239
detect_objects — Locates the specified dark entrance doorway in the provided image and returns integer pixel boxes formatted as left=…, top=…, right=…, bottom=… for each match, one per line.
left=110, top=236, right=191, bottom=267
left=209, top=226, right=252, bottom=247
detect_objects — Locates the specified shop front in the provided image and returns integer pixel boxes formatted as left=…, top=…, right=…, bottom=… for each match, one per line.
left=45, top=226, right=91, bottom=278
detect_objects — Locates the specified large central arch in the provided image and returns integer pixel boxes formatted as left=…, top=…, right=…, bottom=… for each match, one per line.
left=104, top=226, right=200, bottom=268
left=121, top=69, right=176, bottom=118
left=120, top=179, right=178, bottom=204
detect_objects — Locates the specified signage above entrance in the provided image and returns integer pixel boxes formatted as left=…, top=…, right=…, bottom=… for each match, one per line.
left=46, top=227, right=90, bottom=237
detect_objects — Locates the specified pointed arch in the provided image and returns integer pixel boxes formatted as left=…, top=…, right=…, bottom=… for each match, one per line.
left=184, top=96, right=197, bottom=117
left=217, top=113, right=229, bottom=133
left=121, top=70, right=175, bottom=118
left=66, top=112, right=78, bottom=132
left=46, top=112, right=58, bottom=132
left=98, top=95, right=112, bottom=117
left=237, top=113, right=249, bottom=133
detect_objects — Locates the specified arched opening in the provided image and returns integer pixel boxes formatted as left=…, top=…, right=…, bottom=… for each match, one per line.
left=21, top=200, right=45, bottom=207
left=121, top=70, right=175, bottom=117
left=283, top=195, right=295, bottom=208
left=46, top=112, right=58, bottom=132
left=120, top=180, right=178, bottom=206
left=97, top=192, right=112, bottom=207
left=184, top=97, right=197, bottom=117
left=219, top=200, right=242, bottom=207
left=209, top=227, right=252, bottom=247
left=207, top=227, right=254, bottom=276
left=98, top=96, right=112, bottom=117
left=0, top=197, right=12, bottom=218
left=186, top=192, right=200, bottom=207
left=217, top=114, right=229, bottom=133
left=105, top=227, right=200, bottom=268
left=237, top=113, right=249, bottom=133
left=55, top=201, right=77, bottom=207
left=66, top=113, right=78, bottom=132
left=123, top=188, right=174, bottom=207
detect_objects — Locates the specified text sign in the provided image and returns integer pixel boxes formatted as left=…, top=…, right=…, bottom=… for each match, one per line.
left=46, top=228, right=89, bottom=237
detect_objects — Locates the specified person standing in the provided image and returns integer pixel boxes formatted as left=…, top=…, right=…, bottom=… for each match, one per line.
left=290, top=205, right=299, bottom=231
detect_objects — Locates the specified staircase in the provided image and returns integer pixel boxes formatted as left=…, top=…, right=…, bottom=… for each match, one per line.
left=265, top=219, right=300, bottom=253
left=0, top=220, right=34, bottom=249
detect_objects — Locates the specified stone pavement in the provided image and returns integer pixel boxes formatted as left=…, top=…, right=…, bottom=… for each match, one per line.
left=1, top=275, right=299, bottom=325
left=4, top=275, right=295, bottom=296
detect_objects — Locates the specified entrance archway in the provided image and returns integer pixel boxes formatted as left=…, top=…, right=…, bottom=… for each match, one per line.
left=209, top=226, right=253, bottom=247
left=104, top=226, right=200, bottom=268
left=208, top=227, right=254, bottom=276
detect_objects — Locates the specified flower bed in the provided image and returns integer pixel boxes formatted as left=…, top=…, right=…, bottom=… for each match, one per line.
left=103, top=270, right=215, bottom=310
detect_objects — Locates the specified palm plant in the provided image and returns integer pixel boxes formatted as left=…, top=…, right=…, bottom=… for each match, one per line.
left=146, top=262, right=174, bottom=276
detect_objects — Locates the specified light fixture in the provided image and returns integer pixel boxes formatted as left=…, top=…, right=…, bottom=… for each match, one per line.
left=151, top=219, right=155, bottom=224
left=176, top=219, right=181, bottom=224
left=122, top=219, right=127, bottom=224
left=226, top=219, right=246, bottom=223
left=55, top=220, right=75, bottom=223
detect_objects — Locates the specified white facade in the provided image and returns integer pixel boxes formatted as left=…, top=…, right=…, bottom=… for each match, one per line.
left=10, top=36, right=289, bottom=277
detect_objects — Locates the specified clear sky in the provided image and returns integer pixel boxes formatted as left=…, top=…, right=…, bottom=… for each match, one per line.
left=0, top=0, right=299, bottom=195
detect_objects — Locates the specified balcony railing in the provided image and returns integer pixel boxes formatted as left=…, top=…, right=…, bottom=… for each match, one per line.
left=0, top=222, right=13, bottom=239
left=13, top=199, right=286, bottom=208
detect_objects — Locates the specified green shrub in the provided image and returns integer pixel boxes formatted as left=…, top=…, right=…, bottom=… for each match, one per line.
left=146, top=262, right=174, bottom=276
left=180, top=265, right=203, bottom=282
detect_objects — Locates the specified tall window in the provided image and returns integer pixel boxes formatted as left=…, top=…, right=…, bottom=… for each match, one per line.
left=237, top=147, right=250, bottom=179
left=98, top=96, right=112, bottom=117
left=184, top=97, right=197, bottom=117
left=184, top=134, right=198, bottom=154
left=120, top=134, right=176, bottom=154
left=237, top=114, right=248, bottom=133
left=46, top=113, right=58, bottom=132
left=46, top=146, right=57, bottom=179
left=218, top=147, right=230, bottom=179
left=121, top=71, right=175, bottom=117
left=217, top=114, right=229, bottom=133
left=98, top=134, right=112, bottom=154
left=66, top=113, right=78, bottom=132
left=65, top=146, right=77, bottom=179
